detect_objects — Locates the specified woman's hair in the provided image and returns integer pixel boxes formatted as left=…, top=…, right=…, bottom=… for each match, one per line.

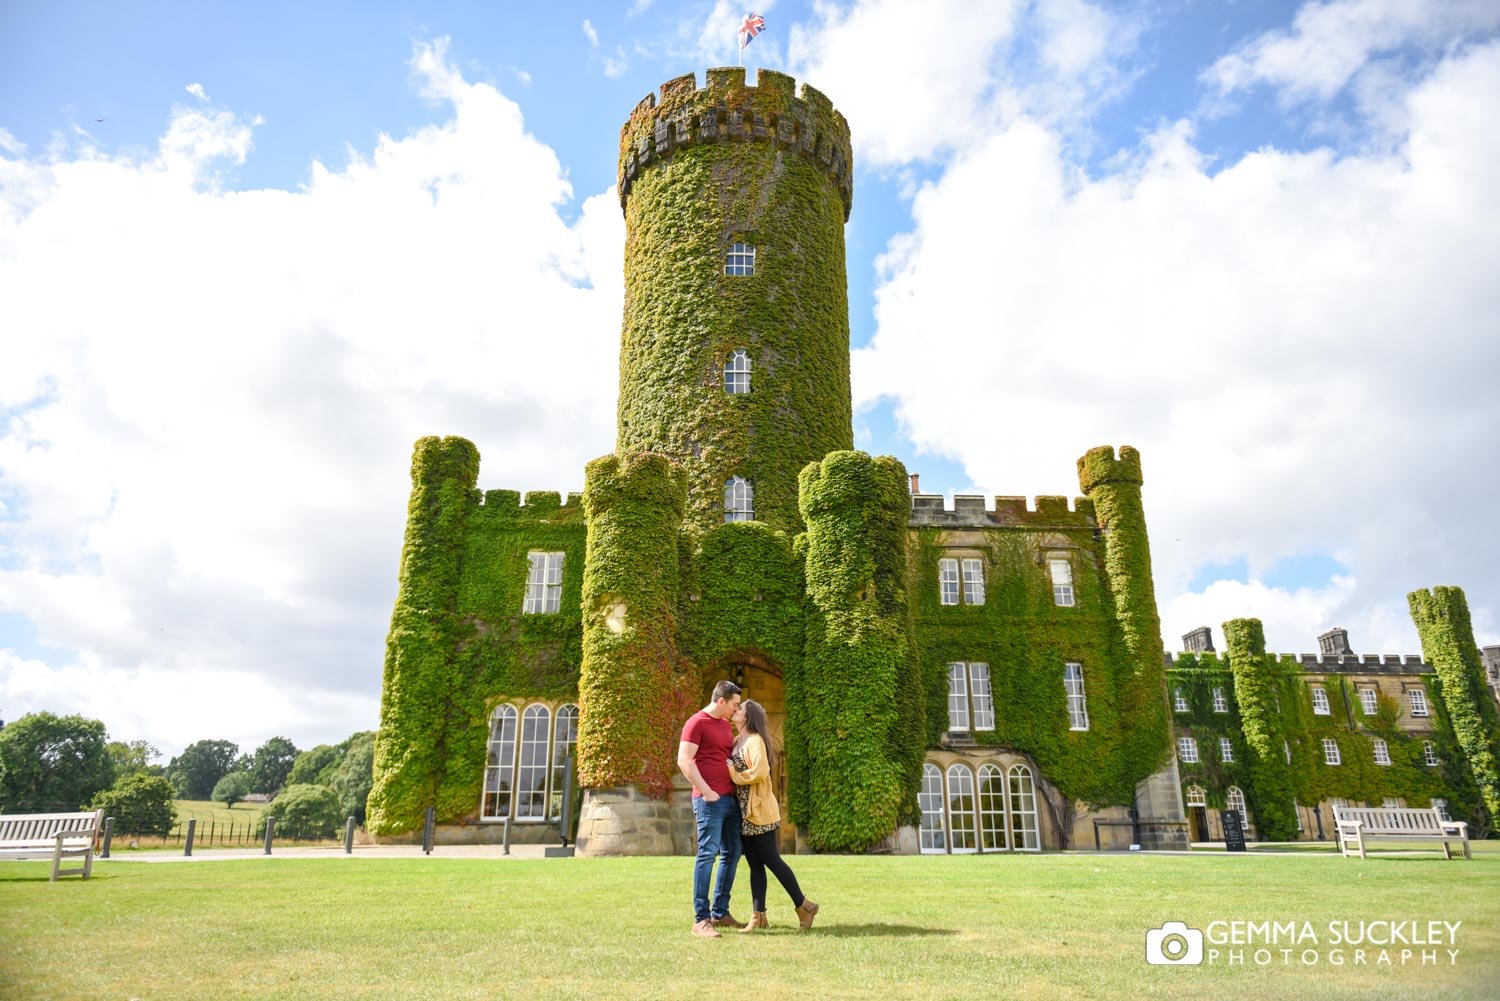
left=740, top=699, right=775, bottom=775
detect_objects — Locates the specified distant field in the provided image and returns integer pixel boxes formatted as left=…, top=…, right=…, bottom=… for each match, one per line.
left=172, top=798, right=267, bottom=828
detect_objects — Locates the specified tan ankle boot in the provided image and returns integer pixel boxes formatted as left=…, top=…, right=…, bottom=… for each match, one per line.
left=739, top=911, right=768, bottom=933
left=795, top=898, right=819, bottom=931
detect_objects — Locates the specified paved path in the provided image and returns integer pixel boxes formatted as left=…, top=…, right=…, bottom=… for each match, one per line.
left=94, top=844, right=560, bottom=862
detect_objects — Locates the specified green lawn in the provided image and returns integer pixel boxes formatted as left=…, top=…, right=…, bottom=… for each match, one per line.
left=2, top=852, right=1497, bottom=999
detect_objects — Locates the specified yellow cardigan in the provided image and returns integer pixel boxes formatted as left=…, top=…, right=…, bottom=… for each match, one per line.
left=730, top=733, right=781, bottom=827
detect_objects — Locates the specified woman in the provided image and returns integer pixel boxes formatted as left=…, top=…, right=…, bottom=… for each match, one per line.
left=729, top=699, right=818, bottom=932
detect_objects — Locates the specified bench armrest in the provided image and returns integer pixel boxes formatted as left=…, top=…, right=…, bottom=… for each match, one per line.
left=1440, top=821, right=1468, bottom=836
left=52, top=828, right=99, bottom=842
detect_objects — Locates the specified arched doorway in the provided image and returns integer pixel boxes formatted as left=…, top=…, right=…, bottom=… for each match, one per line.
left=721, top=656, right=795, bottom=855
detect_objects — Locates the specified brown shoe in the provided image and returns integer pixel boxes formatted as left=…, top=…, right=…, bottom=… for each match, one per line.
left=795, top=898, right=819, bottom=931
left=711, top=913, right=747, bottom=929
left=739, top=911, right=769, bottom=933
left=691, top=919, right=721, bottom=938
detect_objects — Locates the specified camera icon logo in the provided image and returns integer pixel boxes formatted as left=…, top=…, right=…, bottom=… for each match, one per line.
left=1145, top=922, right=1204, bottom=965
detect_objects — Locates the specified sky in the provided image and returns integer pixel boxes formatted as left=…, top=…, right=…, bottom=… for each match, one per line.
left=2, top=0, right=1498, bottom=760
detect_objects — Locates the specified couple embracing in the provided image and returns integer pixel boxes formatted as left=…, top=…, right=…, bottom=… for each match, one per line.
left=677, top=680, right=819, bottom=938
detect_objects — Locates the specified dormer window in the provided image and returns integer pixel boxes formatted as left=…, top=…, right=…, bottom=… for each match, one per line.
left=724, top=476, right=754, bottom=522
left=724, top=349, right=751, bottom=394
left=725, top=242, right=755, bottom=276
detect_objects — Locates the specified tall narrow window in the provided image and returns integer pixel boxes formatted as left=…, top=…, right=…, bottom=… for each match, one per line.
left=725, top=242, right=755, bottom=276
left=1359, top=687, right=1378, bottom=716
left=724, top=349, right=751, bottom=394
left=1408, top=688, right=1429, bottom=717
left=961, top=559, right=985, bottom=605
left=1212, top=687, right=1228, bottom=713
left=946, top=764, right=978, bottom=853
left=947, top=662, right=970, bottom=731
left=1008, top=765, right=1041, bottom=851
left=1423, top=741, right=1439, bottom=767
left=938, top=559, right=960, bottom=606
left=724, top=476, right=754, bottom=522
left=1178, top=737, right=1199, bottom=763
left=514, top=705, right=552, bottom=820
left=523, top=552, right=564, bottom=614
left=919, top=763, right=946, bottom=853
left=1372, top=737, right=1391, bottom=766
left=1049, top=559, right=1075, bottom=607
left=1226, top=786, right=1250, bottom=833
left=481, top=705, right=518, bottom=819
left=549, top=704, right=579, bottom=819
left=969, top=663, right=995, bottom=731
left=1431, top=798, right=1449, bottom=821
left=1219, top=737, right=1234, bottom=762
left=977, top=763, right=1008, bottom=852
left=1311, top=686, right=1331, bottom=715
left=1173, top=688, right=1189, bottom=713
left=1064, top=662, right=1089, bottom=731
left=1322, top=738, right=1341, bottom=766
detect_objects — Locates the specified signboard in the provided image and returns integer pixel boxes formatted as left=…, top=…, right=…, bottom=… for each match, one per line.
left=1223, top=809, right=1247, bottom=852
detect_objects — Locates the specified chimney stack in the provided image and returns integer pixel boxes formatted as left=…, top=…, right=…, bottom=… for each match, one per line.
left=1318, top=628, right=1353, bottom=656
left=909, top=473, right=920, bottom=494
left=1182, top=627, right=1214, bottom=653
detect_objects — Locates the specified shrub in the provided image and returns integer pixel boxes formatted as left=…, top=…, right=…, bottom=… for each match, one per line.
left=211, top=771, right=253, bottom=809
left=91, top=773, right=176, bottom=836
left=263, top=783, right=344, bottom=838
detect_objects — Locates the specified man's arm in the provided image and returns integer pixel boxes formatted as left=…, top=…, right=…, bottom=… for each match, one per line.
left=677, top=740, right=719, bottom=801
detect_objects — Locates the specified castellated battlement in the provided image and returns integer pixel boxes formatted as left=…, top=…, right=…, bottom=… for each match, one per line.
left=473, top=488, right=584, bottom=522
left=1077, top=445, right=1144, bottom=493
left=617, top=68, right=854, bottom=219
left=1163, top=651, right=1432, bottom=675
left=909, top=493, right=1097, bottom=528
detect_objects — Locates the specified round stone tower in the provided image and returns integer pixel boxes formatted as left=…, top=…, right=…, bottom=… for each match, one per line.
left=615, top=68, right=855, bottom=536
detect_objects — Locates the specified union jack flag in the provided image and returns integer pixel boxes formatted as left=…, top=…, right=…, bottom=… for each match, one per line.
left=738, top=12, right=765, bottom=51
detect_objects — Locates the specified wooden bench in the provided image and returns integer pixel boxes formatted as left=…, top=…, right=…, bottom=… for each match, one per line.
left=0, top=810, right=104, bottom=880
left=1334, top=805, right=1470, bottom=860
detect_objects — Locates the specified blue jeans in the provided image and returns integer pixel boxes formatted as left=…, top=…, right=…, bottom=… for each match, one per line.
left=691, top=794, right=742, bottom=922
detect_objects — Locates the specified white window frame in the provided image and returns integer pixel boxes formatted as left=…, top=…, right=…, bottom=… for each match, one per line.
left=724, top=349, right=751, bottom=394
left=725, top=241, right=755, bottom=276
left=1008, top=765, right=1041, bottom=851
left=1424, top=741, right=1439, bottom=767
left=938, top=558, right=960, bottom=606
left=977, top=763, right=1009, bottom=852
left=1311, top=686, right=1331, bottom=715
left=1212, top=687, right=1228, bottom=713
left=1178, top=737, right=1198, bottom=763
left=947, top=661, right=993, bottom=732
left=968, top=663, right=995, bottom=731
left=514, top=704, right=552, bottom=821
left=1226, top=786, right=1248, bottom=825
left=1064, top=662, right=1089, bottom=731
left=1184, top=784, right=1207, bottom=808
left=548, top=704, right=580, bottom=820
left=1219, top=737, right=1234, bottom=763
left=1173, top=688, right=1189, bottom=713
left=1431, top=798, right=1449, bottom=821
left=522, top=552, right=565, bottom=614
left=724, top=476, right=754, bottom=522
left=481, top=705, right=519, bottom=820
left=919, top=763, right=946, bottom=854
left=1283, top=739, right=1292, bottom=764
left=1408, top=688, right=1429, bottom=717
left=946, top=764, right=979, bottom=854
left=1382, top=797, right=1402, bottom=810
left=1359, top=687, right=1378, bottom=716
left=1322, top=738, right=1341, bottom=766
left=947, top=663, right=970, bottom=732
left=1049, top=558, right=1075, bottom=607
left=961, top=559, right=985, bottom=606
left=1372, top=737, right=1391, bottom=766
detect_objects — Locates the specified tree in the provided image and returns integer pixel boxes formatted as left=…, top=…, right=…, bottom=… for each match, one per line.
left=263, top=784, right=343, bottom=838
left=211, top=771, right=253, bottom=809
left=288, top=744, right=340, bottom=786
left=331, top=732, right=376, bottom=824
left=248, top=736, right=300, bottom=794
left=0, top=712, right=114, bottom=812
left=106, top=739, right=162, bottom=778
left=167, top=740, right=239, bottom=799
left=91, top=773, right=176, bottom=836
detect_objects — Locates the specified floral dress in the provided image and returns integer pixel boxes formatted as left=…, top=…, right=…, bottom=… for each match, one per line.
left=731, top=745, right=780, bottom=837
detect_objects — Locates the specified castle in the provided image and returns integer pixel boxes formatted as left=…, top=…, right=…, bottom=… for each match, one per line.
left=366, top=69, right=1500, bottom=854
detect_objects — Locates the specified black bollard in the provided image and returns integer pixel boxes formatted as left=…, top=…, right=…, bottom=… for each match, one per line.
left=422, top=807, right=435, bottom=856
left=184, top=818, right=196, bottom=857
left=263, top=816, right=275, bottom=855
left=344, top=816, right=356, bottom=854
left=101, top=816, right=114, bottom=859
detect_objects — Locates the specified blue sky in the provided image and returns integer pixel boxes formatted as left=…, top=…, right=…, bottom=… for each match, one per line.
left=3, top=1, right=1498, bottom=754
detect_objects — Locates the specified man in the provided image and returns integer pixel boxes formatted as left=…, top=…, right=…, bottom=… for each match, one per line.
left=677, top=679, right=745, bottom=938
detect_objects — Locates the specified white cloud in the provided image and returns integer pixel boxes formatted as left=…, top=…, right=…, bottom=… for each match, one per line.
left=604, top=48, right=630, bottom=78
left=0, top=39, right=625, bottom=750
left=855, top=40, right=1500, bottom=652
left=582, top=19, right=600, bottom=48
left=185, top=82, right=208, bottom=101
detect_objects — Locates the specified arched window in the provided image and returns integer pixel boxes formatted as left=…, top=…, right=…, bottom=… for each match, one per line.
left=919, top=763, right=946, bottom=854
left=515, top=704, right=551, bottom=820
left=1184, top=784, right=1207, bottom=808
left=481, top=705, right=518, bottom=819
left=946, top=764, right=978, bottom=853
left=724, top=349, right=751, bottom=394
left=1226, top=786, right=1250, bottom=835
left=724, top=476, right=754, bottom=522
left=977, top=763, right=1008, bottom=852
left=549, top=704, right=580, bottom=820
left=1007, top=764, right=1040, bottom=851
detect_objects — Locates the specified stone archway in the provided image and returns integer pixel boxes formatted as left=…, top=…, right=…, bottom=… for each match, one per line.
left=718, top=654, right=796, bottom=855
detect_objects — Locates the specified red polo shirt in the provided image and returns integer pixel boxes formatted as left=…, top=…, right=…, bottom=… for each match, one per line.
left=681, top=710, right=735, bottom=797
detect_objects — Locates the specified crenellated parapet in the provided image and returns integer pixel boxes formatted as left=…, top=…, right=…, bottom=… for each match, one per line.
left=617, top=68, right=854, bottom=219
left=1077, top=444, right=1143, bottom=493
left=909, top=493, right=1096, bottom=528
left=474, top=488, right=584, bottom=523
left=1164, top=651, right=1432, bottom=675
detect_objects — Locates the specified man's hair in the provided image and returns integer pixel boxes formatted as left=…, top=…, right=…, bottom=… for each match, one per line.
left=711, top=680, right=742, bottom=704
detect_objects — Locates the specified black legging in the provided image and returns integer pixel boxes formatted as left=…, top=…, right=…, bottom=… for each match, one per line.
left=742, top=829, right=804, bottom=913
